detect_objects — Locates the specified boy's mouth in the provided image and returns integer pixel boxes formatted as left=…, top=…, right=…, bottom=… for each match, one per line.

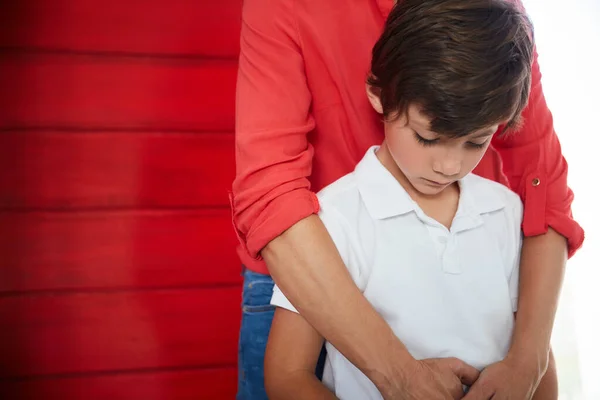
left=423, top=178, right=450, bottom=187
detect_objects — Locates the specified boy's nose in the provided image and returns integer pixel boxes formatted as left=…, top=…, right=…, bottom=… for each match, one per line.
left=433, top=157, right=461, bottom=177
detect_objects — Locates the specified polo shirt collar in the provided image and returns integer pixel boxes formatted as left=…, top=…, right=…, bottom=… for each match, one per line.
left=354, top=146, right=507, bottom=224
left=451, top=175, right=506, bottom=233
left=355, top=146, right=417, bottom=219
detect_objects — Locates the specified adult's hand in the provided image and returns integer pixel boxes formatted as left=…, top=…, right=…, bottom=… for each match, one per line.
left=462, top=355, right=541, bottom=400
left=383, top=357, right=480, bottom=400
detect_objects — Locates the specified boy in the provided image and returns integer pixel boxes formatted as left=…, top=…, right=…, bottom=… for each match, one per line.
left=264, top=0, right=556, bottom=398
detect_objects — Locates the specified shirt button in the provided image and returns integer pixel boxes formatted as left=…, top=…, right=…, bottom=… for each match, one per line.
left=532, top=178, right=541, bottom=186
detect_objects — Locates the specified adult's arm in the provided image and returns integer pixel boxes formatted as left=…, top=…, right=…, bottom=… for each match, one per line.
left=465, top=15, right=585, bottom=397
left=492, top=45, right=583, bottom=371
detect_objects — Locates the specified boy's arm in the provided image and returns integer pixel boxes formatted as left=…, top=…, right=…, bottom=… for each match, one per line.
left=264, top=307, right=336, bottom=400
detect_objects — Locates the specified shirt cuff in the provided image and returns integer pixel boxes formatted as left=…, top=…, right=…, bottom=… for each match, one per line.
left=232, top=189, right=320, bottom=260
left=520, top=172, right=584, bottom=258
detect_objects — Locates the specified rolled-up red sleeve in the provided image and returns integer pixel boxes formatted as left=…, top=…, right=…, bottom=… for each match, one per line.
left=230, top=0, right=319, bottom=261
left=492, top=48, right=584, bottom=258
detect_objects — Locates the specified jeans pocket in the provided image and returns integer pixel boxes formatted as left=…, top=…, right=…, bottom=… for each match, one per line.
left=241, top=271, right=275, bottom=313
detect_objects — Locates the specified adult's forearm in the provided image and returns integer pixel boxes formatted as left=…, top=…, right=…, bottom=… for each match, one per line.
left=532, top=349, right=558, bottom=399
left=509, top=227, right=567, bottom=373
left=262, top=214, right=415, bottom=394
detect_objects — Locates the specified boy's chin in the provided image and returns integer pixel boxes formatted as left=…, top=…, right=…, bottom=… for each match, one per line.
left=412, top=179, right=452, bottom=196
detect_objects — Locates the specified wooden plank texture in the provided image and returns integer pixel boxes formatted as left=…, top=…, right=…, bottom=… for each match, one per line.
left=0, top=54, right=236, bottom=131
left=0, top=209, right=241, bottom=292
left=0, top=0, right=242, bottom=57
left=0, top=367, right=237, bottom=400
left=0, top=287, right=241, bottom=377
left=0, top=132, right=234, bottom=209
left=0, top=3, right=244, bottom=398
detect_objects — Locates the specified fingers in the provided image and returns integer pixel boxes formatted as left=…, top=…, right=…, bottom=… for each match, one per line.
left=448, top=358, right=480, bottom=386
left=462, top=379, right=494, bottom=400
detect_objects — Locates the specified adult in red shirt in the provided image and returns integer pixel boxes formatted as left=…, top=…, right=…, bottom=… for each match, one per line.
left=231, top=0, right=584, bottom=399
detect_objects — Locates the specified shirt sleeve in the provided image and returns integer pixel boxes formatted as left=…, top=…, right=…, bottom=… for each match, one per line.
left=230, top=0, right=319, bottom=260
left=271, top=200, right=365, bottom=313
left=491, top=47, right=584, bottom=258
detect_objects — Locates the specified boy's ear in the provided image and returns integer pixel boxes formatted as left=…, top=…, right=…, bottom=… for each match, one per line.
left=366, top=83, right=384, bottom=114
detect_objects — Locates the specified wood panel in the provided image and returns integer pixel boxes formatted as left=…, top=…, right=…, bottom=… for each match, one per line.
left=0, top=287, right=241, bottom=377
left=0, top=367, right=236, bottom=400
left=0, top=0, right=242, bottom=58
left=0, top=132, right=234, bottom=209
left=0, top=54, right=236, bottom=131
left=0, top=209, right=241, bottom=292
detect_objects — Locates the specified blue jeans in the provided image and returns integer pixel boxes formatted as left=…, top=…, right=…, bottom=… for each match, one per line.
left=237, top=268, right=276, bottom=400
left=237, top=268, right=326, bottom=400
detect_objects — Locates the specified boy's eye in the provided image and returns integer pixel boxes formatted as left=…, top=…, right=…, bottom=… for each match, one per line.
left=414, top=132, right=439, bottom=147
left=466, top=140, right=489, bottom=149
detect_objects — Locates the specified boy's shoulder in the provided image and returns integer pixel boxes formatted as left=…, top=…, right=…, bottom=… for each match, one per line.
left=316, top=170, right=377, bottom=228
left=317, top=172, right=361, bottom=209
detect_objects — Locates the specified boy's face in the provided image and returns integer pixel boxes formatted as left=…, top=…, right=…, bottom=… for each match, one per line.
left=367, top=87, right=498, bottom=196
left=386, top=104, right=497, bottom=196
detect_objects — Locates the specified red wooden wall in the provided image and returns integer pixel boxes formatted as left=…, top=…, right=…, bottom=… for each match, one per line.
left=0, top=1, right=242, bottom=398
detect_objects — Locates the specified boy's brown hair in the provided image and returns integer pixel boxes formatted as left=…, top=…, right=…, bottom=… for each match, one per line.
left=368, top=0, right=534, bottom=136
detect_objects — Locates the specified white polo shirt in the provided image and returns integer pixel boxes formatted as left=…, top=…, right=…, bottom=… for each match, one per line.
left=271, top=146, right=523, bottom=400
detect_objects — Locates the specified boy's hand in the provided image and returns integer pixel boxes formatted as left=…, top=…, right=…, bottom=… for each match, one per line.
left=382, top=357, right=479, bottom=400
left=462, top=355, right=542, bottom=400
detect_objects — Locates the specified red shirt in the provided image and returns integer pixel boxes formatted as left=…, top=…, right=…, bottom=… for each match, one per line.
left=231, top=0, right=584, bottom=274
